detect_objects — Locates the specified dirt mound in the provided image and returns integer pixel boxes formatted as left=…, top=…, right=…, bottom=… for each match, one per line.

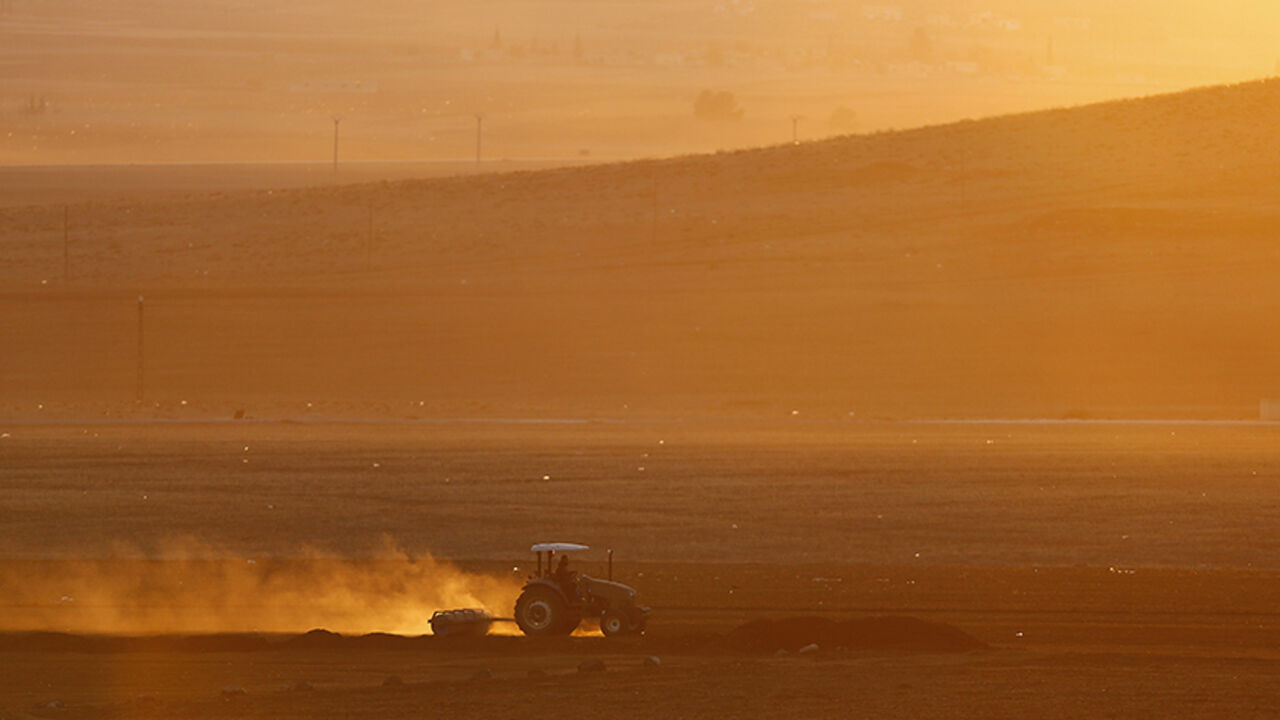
left=281, top=629, right=434, bottom=651
left=725, top=616, right=985, bottom=654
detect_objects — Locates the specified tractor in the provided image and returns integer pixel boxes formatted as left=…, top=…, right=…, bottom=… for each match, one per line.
left=513, top=543, right=649, bottom=637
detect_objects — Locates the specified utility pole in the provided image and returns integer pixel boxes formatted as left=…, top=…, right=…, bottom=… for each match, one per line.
left=62, top=205, right=69, bottom=282
left=650, top=172, right=658, bottom=244
left=136, top=295, right=145, bottom=402
left=791, top=115, right=803, bottom=145
left=332, top=117, right=341, bottom=172
left=366, top=200, right=374, bottom=271
left=475, top=114, right=483, bottom=165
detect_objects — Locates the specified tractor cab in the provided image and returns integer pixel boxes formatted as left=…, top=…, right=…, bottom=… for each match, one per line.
left=530, top=542, right=591, bottom=592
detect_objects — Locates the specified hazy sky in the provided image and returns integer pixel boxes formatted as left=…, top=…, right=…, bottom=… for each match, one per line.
left=6, top=0, right=1280, bottom=163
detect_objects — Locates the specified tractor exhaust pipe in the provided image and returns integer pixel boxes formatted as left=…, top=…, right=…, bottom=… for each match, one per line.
left=608, top=548, right=613, bottom=581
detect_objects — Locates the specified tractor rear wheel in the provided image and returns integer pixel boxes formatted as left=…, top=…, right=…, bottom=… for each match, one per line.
left=515, top=587, right=571, bottom=637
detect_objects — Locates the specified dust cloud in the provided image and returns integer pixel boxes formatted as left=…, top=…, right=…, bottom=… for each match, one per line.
left=0, top=538, right=522, bottom=636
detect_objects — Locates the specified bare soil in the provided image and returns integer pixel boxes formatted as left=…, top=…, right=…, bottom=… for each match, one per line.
left=0, top=423, right=1276, bottom=719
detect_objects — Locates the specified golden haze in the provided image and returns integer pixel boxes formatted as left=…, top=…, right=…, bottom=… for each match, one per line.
left=4, top=1, right=1280, bottom=164
left=0, top=3, right=1278, bottom=717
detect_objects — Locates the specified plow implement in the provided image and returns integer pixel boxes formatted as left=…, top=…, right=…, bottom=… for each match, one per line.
left=428, top=609, right=514, bottom=637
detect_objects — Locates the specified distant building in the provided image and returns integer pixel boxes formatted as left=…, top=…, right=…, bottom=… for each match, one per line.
left=969, top=11, right=1022, bottom=31
left=714, top=0, right=756, bottom=15
left=1053, top=16, right=1093, bottom=31
left=288, top=81, right=378, bottom=94
left=861, top=5, right=902, bottom=22
left=1262, top=399, right=1280, bottom=421
left=887, top=60, right=931, bottom=78
left=654, top=52, right=692, bottom=68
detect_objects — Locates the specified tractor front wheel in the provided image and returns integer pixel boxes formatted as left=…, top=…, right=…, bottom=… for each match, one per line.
left=600, top=609, right=631, bottom=637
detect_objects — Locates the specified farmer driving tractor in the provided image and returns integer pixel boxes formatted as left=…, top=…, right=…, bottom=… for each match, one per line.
left=552, top=554, right=577, bottom=594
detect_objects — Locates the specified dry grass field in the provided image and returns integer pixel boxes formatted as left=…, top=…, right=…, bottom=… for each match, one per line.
left=2, top=421, right=1278, bottom=569
left=7, top=81, right=1280, bottom=420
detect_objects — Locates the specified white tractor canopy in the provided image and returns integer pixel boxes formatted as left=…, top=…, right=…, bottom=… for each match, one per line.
left=530, top=543, right=590, bottom=553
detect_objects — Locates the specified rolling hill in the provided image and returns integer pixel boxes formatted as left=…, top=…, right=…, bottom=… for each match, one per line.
left=5, top=79, right=1280, bottom=420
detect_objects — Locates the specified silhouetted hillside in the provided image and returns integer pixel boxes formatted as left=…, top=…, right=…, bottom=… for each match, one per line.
left=4, top=80, right=1280, bottom=419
